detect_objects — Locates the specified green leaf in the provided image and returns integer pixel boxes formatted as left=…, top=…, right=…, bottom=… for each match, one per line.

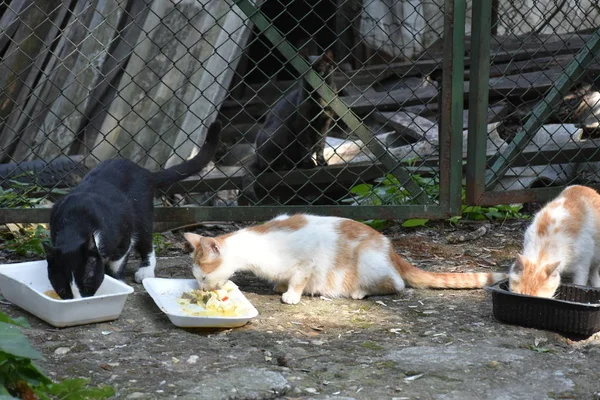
left=0, top=322, right=42, bottom=360
left=0, top=313, right=30, bottom=329
left=448, top=216, right=462, bottom=226
left=35, top=378, right=115, bottom=399
left=349, top=184, right=372, bottom=195
left=363, top=219, right=388, bottom=230
left=402, top=219, right=429, bottom=228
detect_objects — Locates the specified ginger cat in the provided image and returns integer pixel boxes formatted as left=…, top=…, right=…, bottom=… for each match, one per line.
left=509, top=185, right=600, bottom=298
left=183, top=214, right=506, bottom=304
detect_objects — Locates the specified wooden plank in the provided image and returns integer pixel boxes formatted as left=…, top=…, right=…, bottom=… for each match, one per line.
left=0, top=0, right=28, bottom=53
left=164, top=0, right=255, bottom=169
left=91, top=1, right=254, bottom=171
left=91, top=0, right=206, bottom=165
left=372, top=111, right=438, bottom=142
left=346, top=69, right=564, bottom=115
left=164, top=162, right=395, bottom=195
left=222, top=65, right=558, bottom=122
left=423, top=32, right=595, bottom=60
left=74, top=0, right=152, bottom=155
left=8, top=0, right=98, bottom=162
left=0, top=0, right=62, bottom=162
left=0, top=1, right=70, bottom=163
left=400, top=101, right=508, bottom=129
left=34, top=0, right=124, bottom=160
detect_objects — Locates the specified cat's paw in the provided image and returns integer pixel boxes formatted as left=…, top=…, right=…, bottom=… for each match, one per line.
left=316, top=157, right=327, bottom=167
left=351, top=291, right=367, bottom=300
left=134, top=266, right=155, bottom=283
left=281, top=291, right=302, bottom=305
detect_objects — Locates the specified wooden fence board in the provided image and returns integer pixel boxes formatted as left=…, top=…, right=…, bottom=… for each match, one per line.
left=0, top=0, right=62, bottom=162
left=35, top=0, right=124, bottom=160
left=9, top=0, right=98, bottom=162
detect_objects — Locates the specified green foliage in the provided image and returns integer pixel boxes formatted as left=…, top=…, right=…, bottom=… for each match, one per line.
left=401, top=218, right=429, bottom=228
left=0, top=311, right=114, bottom=399
left=344, top=175, right=439, bottom=207
left=33, top=379, right=115, bottom=400
left=0, top=225, right=50, bottom=258
left=345, top=174, right=530, bottom=229
left=153, top=232, right=173, bottom=255
left=0, top=177, right=65, bottom=258
left=0, top=177, right=66, bottom=209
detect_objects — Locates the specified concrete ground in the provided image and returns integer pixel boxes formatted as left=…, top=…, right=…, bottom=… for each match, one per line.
left=2, top=220, right=599, bottom=399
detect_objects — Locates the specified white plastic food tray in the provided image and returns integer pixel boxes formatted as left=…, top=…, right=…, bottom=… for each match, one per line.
left=0, top=260, right=133, bottom=328
left=143, top=278, right=259, bottom=328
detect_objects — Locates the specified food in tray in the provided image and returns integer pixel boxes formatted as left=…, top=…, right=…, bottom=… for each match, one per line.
left=44, top=290, right=63, bottom=300
left=177, top=281, right=250, bottom=317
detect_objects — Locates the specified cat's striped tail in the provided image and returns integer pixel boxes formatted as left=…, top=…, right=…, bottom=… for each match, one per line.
left=391, top=252, right=507, bottom=289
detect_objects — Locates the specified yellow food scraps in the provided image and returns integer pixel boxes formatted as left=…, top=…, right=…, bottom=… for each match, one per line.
left=177, top=281, right=250, bottom=317
left=44, top=290, right=62, bottom=300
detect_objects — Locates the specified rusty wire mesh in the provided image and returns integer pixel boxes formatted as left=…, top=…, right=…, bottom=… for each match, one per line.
left=0, top=0, right=450, bottom=217
left=1, top=0, right=599, bottom=221
left=482, top=0, right=600, bottom=193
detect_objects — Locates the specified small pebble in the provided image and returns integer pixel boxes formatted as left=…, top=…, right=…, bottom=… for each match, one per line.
left=54, top=347, right=70, bottom=355
left=187, top=355, right=199, bottom=364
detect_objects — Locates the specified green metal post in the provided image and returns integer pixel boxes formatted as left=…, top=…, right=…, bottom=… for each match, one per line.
left=485, top=27, right=600, bottom=190
left=465, top=0, right=492, bottom=204
left=233, top=0, right=432, bottom=205
left=439, top=0, right=466, bottom=216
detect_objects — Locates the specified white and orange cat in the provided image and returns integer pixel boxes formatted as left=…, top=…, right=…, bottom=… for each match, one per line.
left=183, top=214, right=506, bottom=304
left=509, top=185, right=600, bottom=298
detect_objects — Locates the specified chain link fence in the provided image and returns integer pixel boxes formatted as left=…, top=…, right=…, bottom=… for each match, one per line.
left=467, top=0, right=600, bottom=205
left=1, top=0, right=598, bottom=223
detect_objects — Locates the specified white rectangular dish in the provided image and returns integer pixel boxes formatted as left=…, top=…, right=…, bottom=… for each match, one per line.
left=0, top=260, right=134, bottom=328
left=143, top=278, right=259, bottom=328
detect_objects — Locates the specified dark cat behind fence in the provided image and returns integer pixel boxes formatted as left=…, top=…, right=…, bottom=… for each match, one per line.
left=242, top=49, right=336, bottom=203
left=43, top=121, right=222, bottom=299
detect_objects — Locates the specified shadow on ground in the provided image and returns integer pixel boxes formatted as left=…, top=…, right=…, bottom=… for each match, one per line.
left=2, top=220, right=599, bottom=399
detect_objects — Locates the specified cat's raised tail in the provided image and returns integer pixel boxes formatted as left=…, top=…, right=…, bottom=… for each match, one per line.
left=391, top=252, right=507, bottom=289
left=152, top=120, right=222, bottom=189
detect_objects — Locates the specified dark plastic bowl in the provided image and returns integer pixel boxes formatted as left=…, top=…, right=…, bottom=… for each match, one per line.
left=487, top=279, right=600, bottom=337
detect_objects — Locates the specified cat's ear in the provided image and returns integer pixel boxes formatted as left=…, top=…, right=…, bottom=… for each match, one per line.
left=200, top=237, right=220, bottom=257
left=513, top=254, right=525, bottom=273
left=183, top=232, right=203, bottom=250
left=87, top=234, right=98, bottom=252
left=544, top=261, right=561, bottom=277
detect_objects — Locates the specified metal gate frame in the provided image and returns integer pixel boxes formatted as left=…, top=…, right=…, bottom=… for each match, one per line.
left=0, top=0, right=467, bottom=224
left=465, top=0, right=600, bottom=206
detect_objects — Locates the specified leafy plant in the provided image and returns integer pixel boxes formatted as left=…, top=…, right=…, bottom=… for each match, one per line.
left=0, top=177, right=66, bottom=257
left=0, top=225, right=50, bottom=258
left=0, top=310, right=114, bottom=399
left=344, top=174, right=529, bottom=229
left=0, top=177, right=66, bottom=209
left=153, top=232, right=173, bottom=255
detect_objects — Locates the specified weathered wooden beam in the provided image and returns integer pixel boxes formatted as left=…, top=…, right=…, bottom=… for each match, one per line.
left=162, top=162, right=391, bottom=195
left=221, top=68, right=566, bottom=122
left=0, top=0, right=63, bottom=162
left=486, top=28, right=600, bottom=190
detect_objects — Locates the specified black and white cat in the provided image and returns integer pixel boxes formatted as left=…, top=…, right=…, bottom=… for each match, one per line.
left=242, top=50, right=335, bottom=202
left=43, top=121, right=222, bottom=299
